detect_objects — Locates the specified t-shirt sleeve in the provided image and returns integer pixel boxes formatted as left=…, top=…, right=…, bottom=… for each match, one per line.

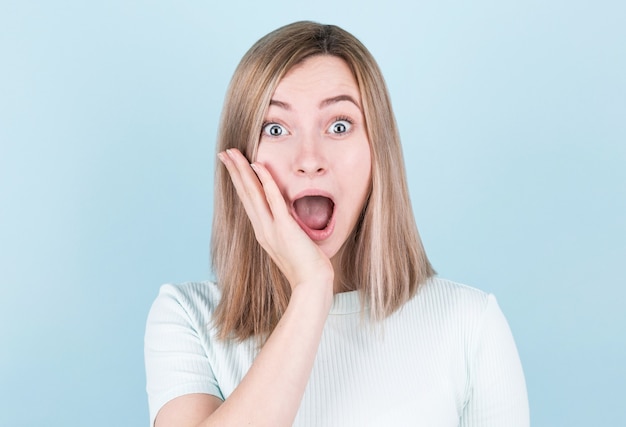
left=144, top=284, right=223, bottom=427
left=460, top=294, right=530, bottom=427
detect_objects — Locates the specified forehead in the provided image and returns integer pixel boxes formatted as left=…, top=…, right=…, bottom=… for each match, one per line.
left=272, top=55, right=361, bottom=103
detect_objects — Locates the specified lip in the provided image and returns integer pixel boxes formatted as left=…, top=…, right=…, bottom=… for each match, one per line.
left=290, top=189, right=336, bottom=242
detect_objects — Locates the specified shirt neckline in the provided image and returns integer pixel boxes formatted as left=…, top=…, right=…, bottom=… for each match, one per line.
left=329, top=290, right=363, bottom=315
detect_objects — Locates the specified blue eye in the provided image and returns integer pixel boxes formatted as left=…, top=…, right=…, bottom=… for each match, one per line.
left=329, top=119, right=352, bottom=134
left=262, top=123, right=288, bottom=137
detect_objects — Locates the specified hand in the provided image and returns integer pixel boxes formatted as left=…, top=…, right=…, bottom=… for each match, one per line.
left=218, top=149, right=334, bottom=291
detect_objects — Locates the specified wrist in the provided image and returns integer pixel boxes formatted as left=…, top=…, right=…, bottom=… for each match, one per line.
left=290, top=279, right=334, bottom=312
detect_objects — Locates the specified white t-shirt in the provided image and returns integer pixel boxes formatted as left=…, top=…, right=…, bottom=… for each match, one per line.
left=144, top=277, right=529, bottom=426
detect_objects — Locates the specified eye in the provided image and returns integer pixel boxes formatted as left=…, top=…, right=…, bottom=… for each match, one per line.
left=262, top=123, right=289, bottom=137
left=328, top=119, right=352, bottom=135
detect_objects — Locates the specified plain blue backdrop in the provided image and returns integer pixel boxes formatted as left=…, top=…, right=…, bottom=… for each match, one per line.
left=1, top=1, right=624, bottom=426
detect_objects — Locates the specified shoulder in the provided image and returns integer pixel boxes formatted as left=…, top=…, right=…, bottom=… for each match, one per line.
left=155, top=280, right=222, bottom=309
left=414, top=276, right=493, bottom=315
left=146, top=281, right=222, bottom=333
left=397, top=276, right=502, bottom=339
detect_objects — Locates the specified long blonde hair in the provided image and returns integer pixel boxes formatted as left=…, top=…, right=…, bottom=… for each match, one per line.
left=211, top=21, right=434, bottom=341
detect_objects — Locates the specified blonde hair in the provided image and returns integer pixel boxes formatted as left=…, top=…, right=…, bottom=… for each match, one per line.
left=211, top=21, right=434, bottom=341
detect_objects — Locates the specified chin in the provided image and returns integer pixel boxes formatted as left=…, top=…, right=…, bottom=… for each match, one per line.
left=318, top=238, right=347, bottom=262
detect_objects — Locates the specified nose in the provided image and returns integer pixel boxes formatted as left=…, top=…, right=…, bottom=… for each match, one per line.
left=293, top=135, right=327, bottom=177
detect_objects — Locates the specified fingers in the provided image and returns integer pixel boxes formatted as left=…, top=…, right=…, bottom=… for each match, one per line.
left=249, top=162, right=291, bottom=222
left=219, top=149, right=291, bottom=222
left=218, top=149, right=270, bottom=231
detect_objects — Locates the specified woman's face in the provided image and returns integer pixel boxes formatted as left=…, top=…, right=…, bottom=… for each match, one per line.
left=256, top=55, right=372, bottom=261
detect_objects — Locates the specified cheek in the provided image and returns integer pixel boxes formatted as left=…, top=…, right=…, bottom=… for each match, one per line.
left=343, top=141, right=372, bottom=191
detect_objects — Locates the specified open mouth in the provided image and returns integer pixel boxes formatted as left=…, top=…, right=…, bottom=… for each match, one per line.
left=292, top=195, right=335, bottom=237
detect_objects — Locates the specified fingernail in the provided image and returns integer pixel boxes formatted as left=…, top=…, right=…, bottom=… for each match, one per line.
left=217, top=152, right=226, bottom=162
left=250, top=163, right=260, bottom=173
left=226, top=149, right=234, bottom=158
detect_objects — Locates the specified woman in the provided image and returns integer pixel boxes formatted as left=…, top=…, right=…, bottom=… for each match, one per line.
left=145, top=21, right=529, bottom=427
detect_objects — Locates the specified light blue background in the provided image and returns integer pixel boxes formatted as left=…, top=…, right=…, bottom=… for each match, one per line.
left=1, top=1, right=624, bottom=426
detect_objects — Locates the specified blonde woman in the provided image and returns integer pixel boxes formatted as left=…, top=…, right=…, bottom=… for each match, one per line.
left=144, top=21, right=529, bottom=427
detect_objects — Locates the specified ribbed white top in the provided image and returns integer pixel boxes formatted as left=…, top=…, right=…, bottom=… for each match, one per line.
left=144, top=277, right=529, bottom=426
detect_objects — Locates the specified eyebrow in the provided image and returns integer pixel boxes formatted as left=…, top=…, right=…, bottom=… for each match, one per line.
left=269, top=94, right=362, bottom=111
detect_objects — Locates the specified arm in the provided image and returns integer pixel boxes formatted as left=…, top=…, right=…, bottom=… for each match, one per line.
left=155, top=284, right=331, bottom=427
left=154, top=149, right=334, bottom=427
left=459, top=295, right=530, bottom=427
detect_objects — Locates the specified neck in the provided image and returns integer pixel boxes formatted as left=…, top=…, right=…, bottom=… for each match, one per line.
left=331, top=251, right=356, bottom=294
